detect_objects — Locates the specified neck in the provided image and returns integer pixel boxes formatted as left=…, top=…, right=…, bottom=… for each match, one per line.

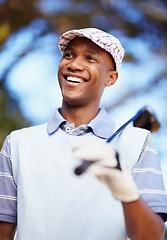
left=60, top=101, right=100, bottom=127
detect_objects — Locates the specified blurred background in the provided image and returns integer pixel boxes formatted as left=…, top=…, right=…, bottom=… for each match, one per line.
left=0, top=0, right=167, bottom=236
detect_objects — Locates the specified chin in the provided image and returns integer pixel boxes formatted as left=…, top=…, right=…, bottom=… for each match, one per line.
left=63, top=97, right=79, bottom=106
left=64, top=97, right=88, bottom=108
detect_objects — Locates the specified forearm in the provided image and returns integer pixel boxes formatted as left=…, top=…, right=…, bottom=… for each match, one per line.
left=0, top=221, right=17, bottom=240
left=122, top=198, right=165, bottom=240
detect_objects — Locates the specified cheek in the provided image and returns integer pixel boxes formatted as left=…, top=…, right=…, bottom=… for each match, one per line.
left=58, top=58, right=68, bottom=71
left=57, top=69, right=61, bottom=85
left=94, top=66, right=108, bottom=86
left=58, top=61, right=63, bottom=73
left=58, top=60, right=66, bottom=82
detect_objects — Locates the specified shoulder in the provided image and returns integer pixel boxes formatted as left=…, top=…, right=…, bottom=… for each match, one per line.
left=120, top=126, right=150, bottom=139
left=9, top=123, right=48, bottom=147
left=10, top=123, right=47, bottom=138
left=113, top=126, right=150, bottom=149
left=112, top=127, right=150, bottom=169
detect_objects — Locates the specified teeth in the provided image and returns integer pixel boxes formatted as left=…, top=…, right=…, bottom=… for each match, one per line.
left=67, top=76, right=84, bottom=83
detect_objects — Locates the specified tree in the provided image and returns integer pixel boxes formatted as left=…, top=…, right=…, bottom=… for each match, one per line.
left=0, top=0, right=167, bottom=147
left=0, top=80, right=30, bottom=147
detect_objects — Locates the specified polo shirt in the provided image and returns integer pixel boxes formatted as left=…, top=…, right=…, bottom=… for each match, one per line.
left=0, top=107, right=167, bottom=240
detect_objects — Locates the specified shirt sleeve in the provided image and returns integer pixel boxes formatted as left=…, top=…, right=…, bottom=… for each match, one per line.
left=132, top=132, right=167, bottom=222
left=0, top=135, right=17, bottom=223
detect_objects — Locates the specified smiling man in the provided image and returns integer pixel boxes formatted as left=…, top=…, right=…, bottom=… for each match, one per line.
left=58, top=36, right=118, bottom=126
left=0, top=28, right=167, bottom=240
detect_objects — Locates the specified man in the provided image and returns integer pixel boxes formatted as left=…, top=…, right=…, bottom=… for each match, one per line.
left=0, top=28, right=167, bottom=240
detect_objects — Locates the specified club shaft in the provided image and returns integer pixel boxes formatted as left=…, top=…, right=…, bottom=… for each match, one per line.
left=74, top=106, right=148, bottom=175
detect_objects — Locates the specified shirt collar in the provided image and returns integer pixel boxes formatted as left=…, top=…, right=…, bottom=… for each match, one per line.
left=47, top=108, right=67, bottom=134
left=87, top=107, right=116, bottom=139
left=47, top=107, right=116, bottom=139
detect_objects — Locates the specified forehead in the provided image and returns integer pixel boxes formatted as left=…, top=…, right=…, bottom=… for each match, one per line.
left=65, top=37, right=107, bottom=54
left=65, top=37, right=115, bottom=69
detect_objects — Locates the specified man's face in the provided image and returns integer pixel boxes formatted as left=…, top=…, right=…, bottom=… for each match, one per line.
left=58, top=37, right=117, bottom=108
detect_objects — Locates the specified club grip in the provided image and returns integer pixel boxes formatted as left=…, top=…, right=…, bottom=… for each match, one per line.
left=74, top=152, right=121, bottom=176
left=74, top=160, right=92, bottom=175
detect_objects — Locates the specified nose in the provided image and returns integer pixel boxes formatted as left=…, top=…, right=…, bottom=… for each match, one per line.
left=67, top=57, right=84, bottom=71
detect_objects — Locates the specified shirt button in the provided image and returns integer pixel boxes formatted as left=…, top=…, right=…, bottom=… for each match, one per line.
left=66, top=127, right=71, bottom=132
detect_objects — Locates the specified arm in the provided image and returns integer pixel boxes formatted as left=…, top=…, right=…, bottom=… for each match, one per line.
left=124, top=132, right=167, bottom=239
left=122, top=199, right=165, bottom=240
left=72, top=137, right=166, bottom=239
left=0, top=136, right=17, bottom=239
left=0, top=221, right=17, bottom=240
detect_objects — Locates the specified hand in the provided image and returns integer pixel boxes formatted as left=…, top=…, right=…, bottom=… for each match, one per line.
left=72, top=137, right=139, bottom=203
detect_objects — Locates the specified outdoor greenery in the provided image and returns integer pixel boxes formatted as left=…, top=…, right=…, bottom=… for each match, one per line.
left=0, top=0, right=167, bottom=149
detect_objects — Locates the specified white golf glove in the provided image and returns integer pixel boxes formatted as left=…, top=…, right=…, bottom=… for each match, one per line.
left=72, top=137, right=139, bottom=203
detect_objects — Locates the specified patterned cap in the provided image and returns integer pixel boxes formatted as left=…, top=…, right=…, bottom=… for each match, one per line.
left=58, top=28, right=125, bottom=71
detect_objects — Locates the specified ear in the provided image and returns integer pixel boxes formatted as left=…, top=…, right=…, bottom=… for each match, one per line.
left=105, top=71, right=118, bottom=87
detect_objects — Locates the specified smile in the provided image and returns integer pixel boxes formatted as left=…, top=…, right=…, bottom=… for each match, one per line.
left=66, top=76, right=86, bottom=83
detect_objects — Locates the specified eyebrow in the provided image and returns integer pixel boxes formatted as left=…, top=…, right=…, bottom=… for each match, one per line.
left=65, top=48, right=97, bottom=55
left=65, top=47, right=74, bottom=52
left=85, top=50, right=96, bottom=55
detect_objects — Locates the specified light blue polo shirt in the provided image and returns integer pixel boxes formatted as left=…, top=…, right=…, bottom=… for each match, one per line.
left=0, top=107, right=167, bottom=240
left=47, top=107, right=116, bottom=138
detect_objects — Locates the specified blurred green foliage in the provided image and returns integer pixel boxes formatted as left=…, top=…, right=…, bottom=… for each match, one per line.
left=0, top=0, right=167, bottom=151
left=0, top=81, right=30, bottom=148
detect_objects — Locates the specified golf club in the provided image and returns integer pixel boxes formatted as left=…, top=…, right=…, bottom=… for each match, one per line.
left=74, top=106, right=160, bottom=176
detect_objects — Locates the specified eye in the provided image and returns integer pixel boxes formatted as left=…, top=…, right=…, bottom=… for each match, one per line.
left=86, top=55, right=97, bottom=62
left=63, top=52, right=74, bottom=59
